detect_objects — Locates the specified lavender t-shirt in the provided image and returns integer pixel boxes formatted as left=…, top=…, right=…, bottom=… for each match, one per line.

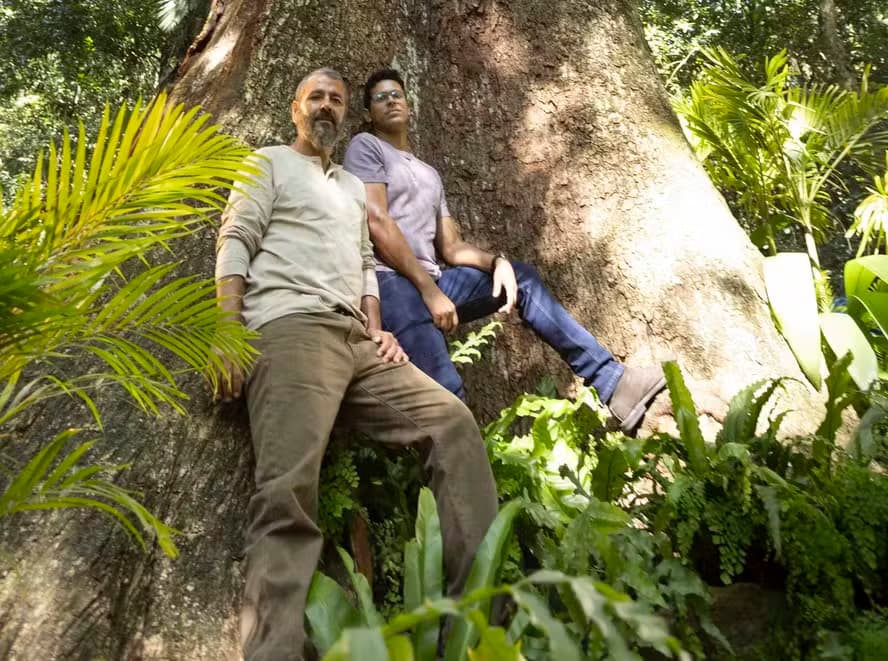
left=343, top=132, right=450, bottom=278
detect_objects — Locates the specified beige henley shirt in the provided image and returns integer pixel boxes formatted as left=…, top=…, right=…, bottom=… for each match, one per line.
left=215, top=146, right=379, bottom=330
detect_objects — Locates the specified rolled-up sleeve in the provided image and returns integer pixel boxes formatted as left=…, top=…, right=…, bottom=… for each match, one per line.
left=360, top=204, right=379, bottom=299
left=216, top=151, right=273, bottom=281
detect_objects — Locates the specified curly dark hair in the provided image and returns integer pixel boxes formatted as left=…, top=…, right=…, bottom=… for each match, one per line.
left=362, top=68, right=406, bottom=109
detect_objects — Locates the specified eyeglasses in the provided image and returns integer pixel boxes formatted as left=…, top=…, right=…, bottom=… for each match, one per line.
left=371, top=89, right=404, bottom=103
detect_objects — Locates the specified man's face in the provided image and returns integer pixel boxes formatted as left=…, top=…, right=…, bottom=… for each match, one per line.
left=291, top=74, right=348, bottom=151
left=367, top=79, right=409, bottom=132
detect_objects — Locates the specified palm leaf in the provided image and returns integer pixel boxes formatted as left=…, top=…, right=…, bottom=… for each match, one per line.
left=0, top=429, right=180, bottom=557
left=0, top=92, right=259, bottom=555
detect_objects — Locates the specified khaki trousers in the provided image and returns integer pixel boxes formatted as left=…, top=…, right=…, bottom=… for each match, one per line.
left=240, top=312, right=498, bottom=661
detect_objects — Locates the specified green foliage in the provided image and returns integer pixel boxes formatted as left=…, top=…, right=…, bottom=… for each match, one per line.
left=317, top=447, right=361, bottom=540
left=0, top=94, right=257, bottom=554
left=414, top=488, right=444, bottom=659
left=483, top=384, right=714, bottom=656
left=308, top=491, right=685, bottom=661
left=641, top=0, right=888, bottom=89
left=652, top=362, right=888, bottom=645
left=449, top=320, right=502, bottom=366
left=444, top=499, right=522, bottom=661
left=817, top=609, right=888, bottom=660
left=763, top=252, right=888, bottom=391
left=316, top=352, right=888, bottom=658
left=0, top=429, right=178, bottom=556
left=762, top=252, right=825, bottom=388
left=674, top=48, right=888, bottom=262
left=848, top=154, right=888, bottom=256
left=0, top=0, right=210, bottom=198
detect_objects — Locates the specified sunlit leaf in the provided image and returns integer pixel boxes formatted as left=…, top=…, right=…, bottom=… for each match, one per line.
left=763, top=253, right=823, bottom=388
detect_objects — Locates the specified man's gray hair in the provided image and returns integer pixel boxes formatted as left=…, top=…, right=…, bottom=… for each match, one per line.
left=293, top=67, right=346, bottom=101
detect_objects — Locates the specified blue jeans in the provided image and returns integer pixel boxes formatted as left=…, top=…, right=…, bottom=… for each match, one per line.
left=377, top=263, right=624, bottom=402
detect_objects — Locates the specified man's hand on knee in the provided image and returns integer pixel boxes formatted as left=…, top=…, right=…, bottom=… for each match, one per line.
left=371, top=331, right=409, bottom=363
left=492, top=258, right=518, bottom=315
left=421, top=285, right=459, bottom=332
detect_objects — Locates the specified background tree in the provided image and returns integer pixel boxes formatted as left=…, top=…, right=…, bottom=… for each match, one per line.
left=0, top=0, right=836, bottom=659
left=0, top=0, right=211, bottom=197
left=640, top=0, right=888, bottom=89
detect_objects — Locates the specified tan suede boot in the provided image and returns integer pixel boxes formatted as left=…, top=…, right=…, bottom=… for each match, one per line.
left=608, top=365, right=667, bottom=433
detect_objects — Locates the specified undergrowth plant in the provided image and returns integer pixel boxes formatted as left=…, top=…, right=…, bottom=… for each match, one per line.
left=316, top=329, right=888, bottom=658
left=650, top=359, right=888, bottom=651
left=307, top=488, right=686, bottom=661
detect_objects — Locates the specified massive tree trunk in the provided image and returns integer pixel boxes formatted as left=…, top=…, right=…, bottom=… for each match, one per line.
left=1, top=1, right=822, bottom=659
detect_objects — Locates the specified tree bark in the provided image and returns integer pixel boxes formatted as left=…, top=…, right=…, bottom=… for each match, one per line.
left=819, top=0, right=856, bottom=89
left=0, top=1, right=825, bottom=659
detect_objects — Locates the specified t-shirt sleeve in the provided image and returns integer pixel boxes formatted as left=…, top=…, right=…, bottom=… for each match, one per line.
left=438, top=175, right=451, bottom=220
left=343, top=133, right=388, bottom=184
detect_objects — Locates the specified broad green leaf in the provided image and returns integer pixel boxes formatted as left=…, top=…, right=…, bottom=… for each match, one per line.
left=815, top=352, right=857, bottom=451
left=322, top=627, right=389, bottom=661
left=415, top=488, right=443, bottom=601
left=852, top=397, right=888, bottom=462
left=573, top=498, right=630, bottom=537
left=610, top=596, right=683, bottom=658
left=404, top=540, right=422, bottom=612
left=819, top=312, right=878, bottom=390
left=336, top=547, right=383, bottom=628
left=414, top=488, right=443, bottom=661
left=662, top=362, right=708, bottom=476
left=563, top=577, right=633, bottom=660
left=468, top=626, right=524, bottom=660
left=306, top=573, right=360, bottom=656
left=509, top=588, right=581, bottom=661
left=383, top=597, right=462, bottom=637
left=443, top=500, right=523, bottom=661
left=590, top=446, right=628, bottom=502
left=848, top=292, right=888, bottom=339
left=505, top=609, right=530, bottom=645
left=763, top=253, right=822, bottom=389
left=845, top=254, right=888, bottom=298
left=387, top=634, right=416, bottom=661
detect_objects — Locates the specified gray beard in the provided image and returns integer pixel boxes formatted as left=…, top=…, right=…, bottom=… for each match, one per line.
left=307, top=119, right=339, bottom=151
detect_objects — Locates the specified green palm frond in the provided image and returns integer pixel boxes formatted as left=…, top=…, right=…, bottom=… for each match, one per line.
left=0, top=93, right=260, bottom=556
left=0, top=429, right=179, bottom=557
left=848, top=156, right=888, bottom=256
left=1, top=94, right=260, bottom=294
left=676, top=48, right=888, bottom=261
left=1, top=93, right=259, bottom=415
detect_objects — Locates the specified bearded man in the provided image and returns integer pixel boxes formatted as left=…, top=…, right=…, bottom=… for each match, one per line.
left=214, top=68, right=498, bottom=661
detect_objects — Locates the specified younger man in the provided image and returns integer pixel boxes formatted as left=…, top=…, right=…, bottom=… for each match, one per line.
left=343, top=68, right=665, bottom=432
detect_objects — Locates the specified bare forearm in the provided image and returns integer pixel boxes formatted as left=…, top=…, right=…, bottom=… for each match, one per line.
left=361, top=295, right=382, bottom=331
left=216, top=275, right=246, bottom=322
left=443, top=241, right=496, bottom=272
left=370, top=215, right=438, bottom=293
